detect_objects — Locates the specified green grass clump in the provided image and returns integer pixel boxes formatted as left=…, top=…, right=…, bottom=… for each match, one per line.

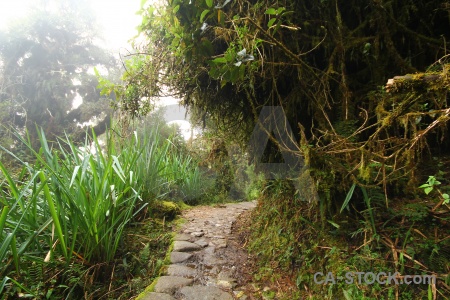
left=0, top=124, right=205, bottom=298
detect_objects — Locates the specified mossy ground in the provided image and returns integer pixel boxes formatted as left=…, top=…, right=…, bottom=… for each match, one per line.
left=242, top=180, right=450, bottom=300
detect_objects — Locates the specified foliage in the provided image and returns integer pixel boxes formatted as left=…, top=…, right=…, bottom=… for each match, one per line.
left=0, top=122, right=203, bottom=297
left=93, top=0, right=450, bottom=298
left=115, top=0, right=450, bottom=216
left=420, top=176, right=450, bottom=205
left=248, top=184, right=450, bottom=299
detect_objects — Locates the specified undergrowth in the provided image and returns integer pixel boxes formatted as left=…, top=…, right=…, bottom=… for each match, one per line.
left=248, top=179, right=450, bottom=299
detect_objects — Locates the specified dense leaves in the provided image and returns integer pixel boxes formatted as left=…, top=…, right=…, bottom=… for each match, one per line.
left=123, top=0, right=450, bottom=201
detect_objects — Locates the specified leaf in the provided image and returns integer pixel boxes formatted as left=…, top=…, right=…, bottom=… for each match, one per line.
left=342, top=289, right=353, bottom=300
left=230, top=66, right=240, bottom=82
left=276, top=7, right=286, bottom=14
left=327, top=220, right=340, bottom=229
left=340, top=183, right=356, bottom=213
left=140, top=0, right=148, bottom=9
left=267, top=18, right=277, bottom=28
left=424, top=187, right=433, bottom=195
left=218, top=10, right=225, bottom=26
left=173, top=5, right=180, bottom=13
left=212, top=57, right=227, bottom=64
left=70, top=165, right=80, bottom=188
left=206, top=0, right=213, bottom=8
left=265, top=8, right=277, bottom=15
left=238, top=64, right=246, bottom=80
left=200, top=9, right=210, bottom=22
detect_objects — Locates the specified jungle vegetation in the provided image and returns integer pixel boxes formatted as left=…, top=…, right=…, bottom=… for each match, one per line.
left=108, top=0, right=450, bottom=298
left=1, top=0, right=450, bottom=298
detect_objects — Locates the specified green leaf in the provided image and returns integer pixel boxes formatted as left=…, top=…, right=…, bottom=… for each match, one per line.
left=342, top=289, right=353, bottom=300
left=173, top=5, right=180, bottom=13
left=200, top=9, right=210, bottom=22
left=230, top=66, right=240, bottom=82
left=267, top=18, right=277, bottom=28
left=238, top=64, right=246, bottom=80
left=212, top=57, right=227, bottom=64
left=340, top=183, right=356, bottom=213
left=424, top=187, right=433, bottom=194
left=206, top=0, right=213, bottom=8
left=265, top=8, right=277, bottom=15
left=276, top=7, right=286, bottom=14
left=218, top=10, right=225, bottom=26
left=224, top=50, right=235, bottom=62
left=327, top=220, right=340, bottom=229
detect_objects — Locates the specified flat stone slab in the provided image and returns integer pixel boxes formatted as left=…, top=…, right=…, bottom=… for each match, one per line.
left=139, top=292, right=177, bottom=300
left=173, top=241, right=202, bottom=252
left=194, top=238, right=209, bottom=248
left=170, top=252, right=192, bottom=263
left=203, top=253, right=226, bottom=266
left=179, top=285, right=233, bottom=300
left=166, top=264, right=196, bottom=277
left=153, top=276, right=193, bottom=294
left=174, top=233, right=192, bottom=241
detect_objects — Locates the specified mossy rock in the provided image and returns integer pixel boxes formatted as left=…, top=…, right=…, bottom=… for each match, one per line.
left=151, top=201, right=181, bottom=220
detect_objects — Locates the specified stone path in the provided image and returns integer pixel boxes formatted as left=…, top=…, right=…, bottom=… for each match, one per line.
left=139, top=201, right=257, bottom=300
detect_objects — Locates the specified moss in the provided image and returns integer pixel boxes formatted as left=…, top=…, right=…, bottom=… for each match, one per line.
left=134, top=277, right=159, bottom=300
left=150, top=200, right=181, bottom=220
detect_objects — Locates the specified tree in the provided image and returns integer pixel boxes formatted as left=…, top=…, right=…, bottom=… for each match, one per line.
left=0, top=0, right=116, bottom=147
left=117, top=0, right=449, bottom=209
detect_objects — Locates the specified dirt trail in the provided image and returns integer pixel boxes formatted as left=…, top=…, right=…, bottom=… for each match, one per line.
left=140, top=201, right=257, bottom=300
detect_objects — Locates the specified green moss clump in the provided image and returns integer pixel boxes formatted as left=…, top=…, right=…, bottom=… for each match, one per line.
left=151, top=200, right=181, bottom=220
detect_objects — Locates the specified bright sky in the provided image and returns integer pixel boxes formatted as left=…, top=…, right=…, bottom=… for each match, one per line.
left=0, top=0, right=142, bottom=51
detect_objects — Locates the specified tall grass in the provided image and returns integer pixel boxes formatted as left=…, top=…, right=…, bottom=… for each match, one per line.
left=0, top=124, right=207, bottom=296
left=134, top=124, right=207, bottom=204
left=0, top=128, right=146, bottom=294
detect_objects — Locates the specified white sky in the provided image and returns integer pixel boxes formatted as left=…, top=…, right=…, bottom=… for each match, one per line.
left=0, top=0, right=142, bottom=51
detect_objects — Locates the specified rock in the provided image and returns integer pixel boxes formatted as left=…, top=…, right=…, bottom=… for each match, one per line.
left=166, top=264, right=196, bottom=277
left=170, top=252, right=192, bottom=263
left=153, top=276, right=193, bottom=294
left=212, top=239, right=227, bottom=248
left=191, top=231, right=205, bottom=237
left=217, top=270, right=235, bottom=281
left=173, top=241, right=202, bottom=252
left=217, top=280, right=234, bottom=289
left=139, top=292, right=177, bottom=300
left=204, top=246, right=216, bottom=254
left=203, top=253, right=226, bottom=266
left=194, top=238, right=209, bottom=248
left=174, top=233, right=192, bottom=241
left=179, top=285, right=233, bottom=300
